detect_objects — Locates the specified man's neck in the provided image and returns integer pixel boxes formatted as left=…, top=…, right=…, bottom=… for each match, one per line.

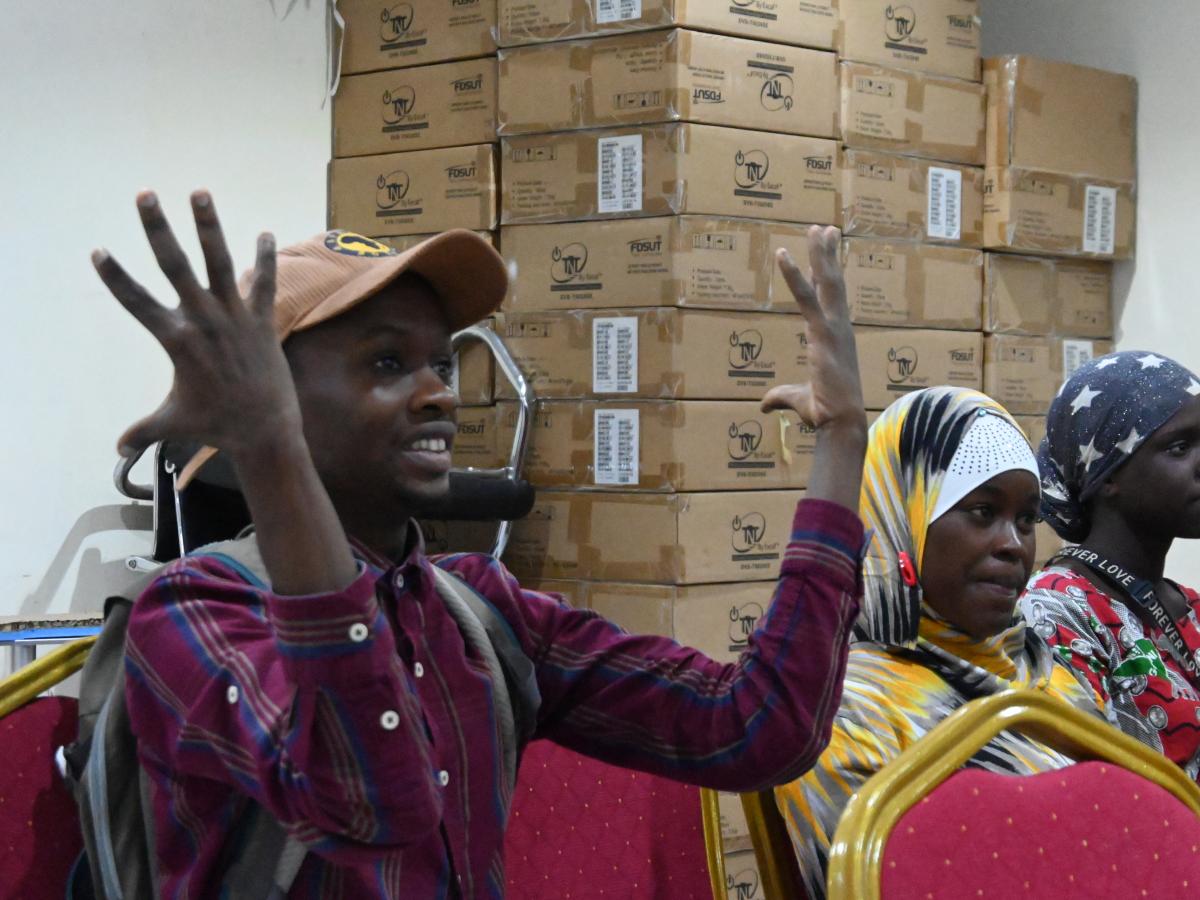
left=1081, top=515, right=1172, bottom=585
left=341, top=513, right=416, bottom=566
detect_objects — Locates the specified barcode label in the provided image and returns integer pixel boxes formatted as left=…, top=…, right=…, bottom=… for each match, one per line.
left=593, top=317, right=638, bottom=393
left=926, top=166, right=962, bottom=241
left=594, top=409, right=640, bottom=485
left=596, top=0, right=641, bottom=23
left=597, top=134, right=643, bottom=214
left=1063, top=339, right=1096, bottom=382
left=1082, top=185, right=1117, bottom=255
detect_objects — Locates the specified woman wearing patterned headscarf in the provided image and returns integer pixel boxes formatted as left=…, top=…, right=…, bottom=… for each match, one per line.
left=775, top=386, right=1100, bottom=898
left=1020, top=351, right=1200, bottom=780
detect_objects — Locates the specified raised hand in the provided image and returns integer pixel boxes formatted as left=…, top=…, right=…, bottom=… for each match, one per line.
left=760, top=225, right=866, bottom=433
left=93, top=190, right=301, bottom=460
left=760, top=225, right=867, bottom=509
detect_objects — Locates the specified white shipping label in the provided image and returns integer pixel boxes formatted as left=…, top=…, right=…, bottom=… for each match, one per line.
left=596, top=0, right=642, bottom=24
left=594, top=409, right=640, bottom=486
left=593, top=317, right=639, bottom=393
left=1062, top=340, right=1096, bottom=383
left=597, top=134, right=643, bottom=215
left=1082, top=185, right=1118, bottom=255
left=926, top=166, right=963, bottom=241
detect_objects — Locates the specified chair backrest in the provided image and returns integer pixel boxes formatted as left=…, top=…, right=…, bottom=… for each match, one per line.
left=0, top=695, right=86, bottom=898
left=504, top=740, right=715, bottom=899
left=827, top=688, right=1200, bottom=900
left=880, top=762, right=1200, bottom=898
left=738, top=790, right=807, bottom=900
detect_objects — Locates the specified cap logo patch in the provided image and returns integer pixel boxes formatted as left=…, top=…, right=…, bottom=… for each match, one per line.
left=325, top=231, right=397, bottom=257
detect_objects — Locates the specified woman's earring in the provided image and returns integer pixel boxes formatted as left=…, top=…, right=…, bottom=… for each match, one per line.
left=898, top=552, right=918, bottom=587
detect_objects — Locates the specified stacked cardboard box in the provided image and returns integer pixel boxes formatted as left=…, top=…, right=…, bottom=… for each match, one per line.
left=493, top=0, right=844, bottom=875
left=329, top=1, right=504, bottom=406
left=981, top=57, right=1134, bottom=445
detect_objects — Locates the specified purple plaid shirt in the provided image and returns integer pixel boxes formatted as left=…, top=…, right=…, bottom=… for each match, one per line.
left=124, top=498, right=862, bottom=898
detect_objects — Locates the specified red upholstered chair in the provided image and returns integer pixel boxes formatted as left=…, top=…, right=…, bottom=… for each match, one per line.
left=504, top=739, right=722, bottom=899
left=826, top=688, right=1200, bottom=900
left=0, top=638, right=95, bottom=899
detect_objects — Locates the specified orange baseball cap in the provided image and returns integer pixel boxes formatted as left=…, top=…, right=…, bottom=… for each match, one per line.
left=176, top=228, right=507, bottom=489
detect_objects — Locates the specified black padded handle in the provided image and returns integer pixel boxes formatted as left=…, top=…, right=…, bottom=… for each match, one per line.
left=417, top=472, right=535, bottom=522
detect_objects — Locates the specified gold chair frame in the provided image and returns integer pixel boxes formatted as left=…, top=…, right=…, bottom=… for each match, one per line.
left=0, top=635, right=96, bottom=719
left=826, top=687, right=1200, bottom=900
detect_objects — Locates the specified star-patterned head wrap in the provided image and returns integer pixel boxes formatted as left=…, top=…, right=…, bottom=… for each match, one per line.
left=1038, top=351, right=1200, bottom=542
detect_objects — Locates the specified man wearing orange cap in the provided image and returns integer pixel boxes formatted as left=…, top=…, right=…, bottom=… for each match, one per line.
left=94, top=190, right=867, bottom=898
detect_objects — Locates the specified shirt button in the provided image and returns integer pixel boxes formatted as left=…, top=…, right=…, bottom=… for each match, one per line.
left=414, top=662, right=425, bottom=678
left=438, top=770, right=450, bottom=787
left=395, top=573, right=406, bottom=592
left=349, top=622, right=369, bottom=642
left=380, top=710, right=400, bottom=731
left=226, top=685, right=239, bottom=704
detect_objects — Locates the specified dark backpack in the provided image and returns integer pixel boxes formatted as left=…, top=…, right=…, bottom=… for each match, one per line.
left=64, top=535, right=540, bottom=899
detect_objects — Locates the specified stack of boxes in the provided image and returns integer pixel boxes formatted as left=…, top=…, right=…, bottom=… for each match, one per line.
left=981, top=56, right=1135, bottom=555
left=329, top=0, right=503, bottom=425
left=492, top=2, right=840, bottom=884
left=325, top=2, right=1135, bottom=893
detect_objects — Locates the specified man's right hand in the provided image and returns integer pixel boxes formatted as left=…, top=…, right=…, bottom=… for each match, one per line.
left=93, top=190, right=303, bottom=461
left=97, top=190, right=358, bottom=595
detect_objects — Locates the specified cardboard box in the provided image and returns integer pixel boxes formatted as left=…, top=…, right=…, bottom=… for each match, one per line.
left=984, top=253, right=1112, bottom=338
left=500, top=216, right=818, bottom=313
left=722, top=850, right=766, bottom=900
left=855, top=327, right=983, bottom=409
left=844, top=238, right=982, bottom=329
left=452, top=317, right=496, bottom=406
left=984, top=334, right=1114, bottom=415
left=498, top=30, right=837, bottom=138
left=837, top=0, right=980, bottom=82
left=983, top=166, right=1135, bottom=260
left=985, top=56, right=1137, bottom=183
left=504, top=489, right=804, bottom=582
left=511, top=400, right=819, bottom=491
left=841, top=149, right=984, bottom=246
left=501, top=124, right=840, bottom=225
left=839, top=61, right=985, bottom=165
left=1013, top=414, right=1046, bottom=453
left=495, top=308, right=812, bottom=400
left=328, top=144, right=498, bottom=237
left=452, top=404, right=515, bottom=468
left=497, top=0, right=837, bottom=51
left=339, top=0, right=497, bottom=73
left=378, top=230, right=496, bottom=250
left=333, top=58, right=498, bottom=157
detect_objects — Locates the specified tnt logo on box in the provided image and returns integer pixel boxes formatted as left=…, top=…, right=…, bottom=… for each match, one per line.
left=734, top=150, right=770, bottom=189
left=728, top=330, right=764, bottom=370
left=885, top=5, right=917, bottom=41
left=887, top=345, right=919, bottom=386
left=375, top=170, right=411, bottom=208
left=381, top=86, right=417, bottom=124
left=730, top=512, right=780, bottom=565
left=760, top=75, right=794, bottom=112
left=379, top=4, right=416, bottom=40
left=550, top=243, right=588, bottom=284
left=727, top=602, right=765, bottom=652
left=727, top=420, right=763, bottom=460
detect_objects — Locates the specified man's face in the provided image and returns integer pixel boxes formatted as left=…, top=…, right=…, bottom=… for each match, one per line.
left=284, top=274, right=458, bottom=523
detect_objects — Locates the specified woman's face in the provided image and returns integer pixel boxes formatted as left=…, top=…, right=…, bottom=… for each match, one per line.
left=1100, top=395, right=1200, bottom=540
left=921, top=469, right=1041, bottom=639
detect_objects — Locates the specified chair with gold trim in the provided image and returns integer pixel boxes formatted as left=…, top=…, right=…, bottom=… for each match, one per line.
left=501, top=739, right=722, bottom=898
left=826, top=688, right=1200, bottom=900
left=0, top=638, right=96, bottom=897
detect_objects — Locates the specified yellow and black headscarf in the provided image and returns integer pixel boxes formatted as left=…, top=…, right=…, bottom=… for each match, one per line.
left=858, top=386, right=1031, bottom=648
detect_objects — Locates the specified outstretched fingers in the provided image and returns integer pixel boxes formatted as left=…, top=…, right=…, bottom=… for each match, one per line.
left=92, top=249, right=175, bottom=340
left=807, top=225, right=848, bottom=322
left=136, top=191, right=206, bottom=306
left=248, top=232, right=277, bottom=319
left=191, top=191, right=240, bottom=302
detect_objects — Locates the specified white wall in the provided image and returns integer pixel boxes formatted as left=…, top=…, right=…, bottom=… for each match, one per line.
left=981, top=0, right=1200, bottom=584
left=0, top=2, right=331, bottom=618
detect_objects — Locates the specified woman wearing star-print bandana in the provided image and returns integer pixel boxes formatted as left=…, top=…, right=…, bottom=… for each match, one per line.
left=1020, top=350, right=1200, bottom=780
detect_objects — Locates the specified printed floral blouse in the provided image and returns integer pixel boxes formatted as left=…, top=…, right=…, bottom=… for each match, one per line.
left=1020, top=565, right=1200, bottom=781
